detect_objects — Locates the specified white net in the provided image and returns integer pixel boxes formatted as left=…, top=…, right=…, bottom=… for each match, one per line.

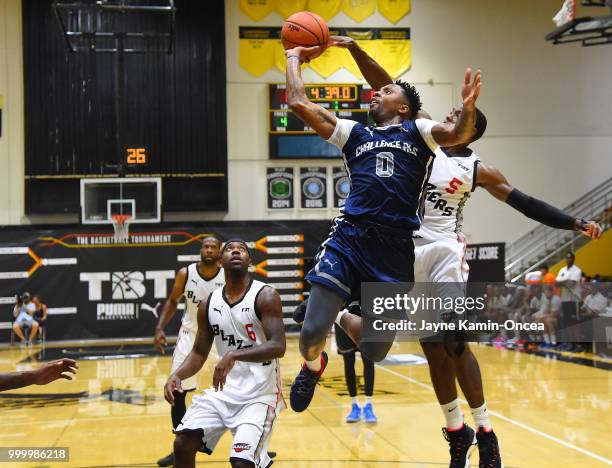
left=553, top=0, right=576, bottom=27
left=112, top=215, right=131, bottom=242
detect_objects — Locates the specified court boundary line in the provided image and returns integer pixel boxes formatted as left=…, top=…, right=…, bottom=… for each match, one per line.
left=376, top=364, right=612, bottom=466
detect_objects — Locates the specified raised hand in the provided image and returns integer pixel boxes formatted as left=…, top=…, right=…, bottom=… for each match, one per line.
left=329, top=35, right=356, bottom=49
left=461, top=67, right=482, bottom=109
left=580, top=220, right=603, bottom=240
left=285, top=45, right=324, bottom=63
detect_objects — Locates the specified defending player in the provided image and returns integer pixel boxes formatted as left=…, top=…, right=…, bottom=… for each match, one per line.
left=154, top=236, right=225, bottom=467
left=327, top=36, right=602, bottom=468
left=284, top=44, right=483, bottom=413
left=165, top=240, right=286, bottom=468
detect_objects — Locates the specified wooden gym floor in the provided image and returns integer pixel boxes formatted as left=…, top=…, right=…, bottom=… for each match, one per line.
left=0, top=337, right=610, bottom=467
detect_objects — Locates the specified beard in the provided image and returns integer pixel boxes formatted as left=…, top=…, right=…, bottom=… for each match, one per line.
left=201, top=255, right=217, bottom=266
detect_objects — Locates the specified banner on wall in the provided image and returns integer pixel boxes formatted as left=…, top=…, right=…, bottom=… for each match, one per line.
left=239, top=27, right=411, bottom=78
left=0, top=223, right=333, bottom=341
left=267, top=167, right=295, bottom=209
left=300, top=167, right=327, bottom=209
left=0, top=225, right=505, bottom=342
left=239, top=0, right=410, bottom=23
left=332, top=166, right=350, bottom=208
left=239, top=0, right=273, bottom=21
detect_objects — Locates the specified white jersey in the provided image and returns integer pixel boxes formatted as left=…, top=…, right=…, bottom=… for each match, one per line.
left=205, top=280, right=284, bottom=408
left=182, top=264, right=225, bottom=332
left=415, top=147, right=479, bottom=243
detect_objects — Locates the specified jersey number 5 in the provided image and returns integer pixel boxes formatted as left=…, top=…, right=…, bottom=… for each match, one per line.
left=376, top=152, right=394, bottom=177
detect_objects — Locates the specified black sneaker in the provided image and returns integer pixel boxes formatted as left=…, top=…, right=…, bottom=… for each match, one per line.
left=289, top=351, right=328, bottom=412
left=268, top=451, right=277, bottom=459
left=442, top=424, right=476, bottom=468
left=292, top=299, right=308, bottom=325
left=476, top=427, right=502, bottom=468
left=156, top=452, right=174, bottom=467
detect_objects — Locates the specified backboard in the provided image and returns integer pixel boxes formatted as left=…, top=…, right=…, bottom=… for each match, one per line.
left=80, top=177, right=161, bottom=224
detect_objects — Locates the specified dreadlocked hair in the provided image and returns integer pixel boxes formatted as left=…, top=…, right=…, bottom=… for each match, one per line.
left=395, top=80, right=422, bottom=118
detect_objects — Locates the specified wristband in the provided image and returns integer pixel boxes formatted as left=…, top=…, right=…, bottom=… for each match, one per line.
left=286, top=54, right=300, bottom=60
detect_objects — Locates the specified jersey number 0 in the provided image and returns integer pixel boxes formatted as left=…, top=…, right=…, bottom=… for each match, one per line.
left=376, top=152, right=394, bottom=177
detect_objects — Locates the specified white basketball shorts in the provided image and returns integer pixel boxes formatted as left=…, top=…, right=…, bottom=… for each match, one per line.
left=414, top=239, right=469, bottom=283
left=175, top=394, right=277, bottom=468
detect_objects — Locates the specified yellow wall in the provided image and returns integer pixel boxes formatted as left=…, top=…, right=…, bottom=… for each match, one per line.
left=550, top=229, right=612, bottom=277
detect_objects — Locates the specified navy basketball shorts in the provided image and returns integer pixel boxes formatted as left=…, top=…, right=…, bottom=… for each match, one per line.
left=306, top=216, right=415, bottom=301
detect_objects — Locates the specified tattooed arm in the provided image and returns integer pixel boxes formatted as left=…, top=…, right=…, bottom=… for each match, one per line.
left=285, top=46, right=338, bottom=140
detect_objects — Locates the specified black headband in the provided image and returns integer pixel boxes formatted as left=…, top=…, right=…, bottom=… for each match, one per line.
left=221, top=239, right=251, bottom=256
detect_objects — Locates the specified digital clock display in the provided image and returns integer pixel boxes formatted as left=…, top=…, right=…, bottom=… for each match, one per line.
left=305, top=85, right=357, bottom=101
left=269, top=83, right=374, bottom=158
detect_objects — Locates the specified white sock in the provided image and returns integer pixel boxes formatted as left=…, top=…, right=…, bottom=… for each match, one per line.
left=471, top=402, right=492, bottom=432
left=440, top=398, right=463, bottom=430
left=305, top=354, right=322, bottom=373
left=335, top=309, right=347, bottom=327
left=551, top=334, right=557, bottom=345
left=543, top=333, right=550, bottom=344
left=351, top=396, right=358, bottom=405
left=365, top=396, right=372, bottom=405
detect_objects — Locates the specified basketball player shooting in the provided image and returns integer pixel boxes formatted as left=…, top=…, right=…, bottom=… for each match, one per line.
left=164, top=240, right=286, bottom=468
left=154, top=236, right=225, bottom=467
left=284, top=43, right=482, bottom=414
left=326, top=35, right=602, bottom=468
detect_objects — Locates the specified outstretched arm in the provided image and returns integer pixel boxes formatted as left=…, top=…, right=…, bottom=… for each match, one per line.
left=429, top=68, right=481, bottom=147
left=477, top=163, right=602, bottom=239
left=285, top=46, right=338, bottom=140
left=0, top=359, right=78, bottom=391
left=154, top=267, right=187, bottom=353
left=212, top=286, right=286, bottom=391
left=331, top=36, right=393, bottom=90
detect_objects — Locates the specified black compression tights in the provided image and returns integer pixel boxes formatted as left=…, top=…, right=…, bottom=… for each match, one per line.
left=342, top=351, right=375, bottom=397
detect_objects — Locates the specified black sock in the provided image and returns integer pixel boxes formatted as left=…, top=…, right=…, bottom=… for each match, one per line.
left=171, top=390, right=187, bottom=429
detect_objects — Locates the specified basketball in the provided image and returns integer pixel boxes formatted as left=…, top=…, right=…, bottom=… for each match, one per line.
left=281, top=11, right=329, bottom=60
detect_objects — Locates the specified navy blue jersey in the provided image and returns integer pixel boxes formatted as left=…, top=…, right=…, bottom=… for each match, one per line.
left=328, top=118, right=438, bottom=231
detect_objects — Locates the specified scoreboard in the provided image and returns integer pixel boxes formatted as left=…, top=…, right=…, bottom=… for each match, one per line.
left=269, top=83, right=374, bottom=159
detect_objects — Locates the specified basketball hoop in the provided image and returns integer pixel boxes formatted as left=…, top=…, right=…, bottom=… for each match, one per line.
left=111, top=214, right=131, bottom=242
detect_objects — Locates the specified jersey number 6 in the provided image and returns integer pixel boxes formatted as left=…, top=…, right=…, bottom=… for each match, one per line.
left=245, top=323, right=256, bottom=341
left=376, top=152, right=394, bottom=177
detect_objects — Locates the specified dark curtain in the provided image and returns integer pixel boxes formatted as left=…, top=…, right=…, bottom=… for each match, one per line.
left=23, top=0, right=227, bottom=213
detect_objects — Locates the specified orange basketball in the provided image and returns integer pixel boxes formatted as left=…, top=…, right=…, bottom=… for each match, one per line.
left=281, top=11, right=329, bottom=60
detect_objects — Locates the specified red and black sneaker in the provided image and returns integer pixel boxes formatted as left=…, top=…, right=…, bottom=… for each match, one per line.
left=289, top=351, right=328, bottom=412
left=442, top=423, right=476, bottom=468
left=476, top=427, right=503, bottom=467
